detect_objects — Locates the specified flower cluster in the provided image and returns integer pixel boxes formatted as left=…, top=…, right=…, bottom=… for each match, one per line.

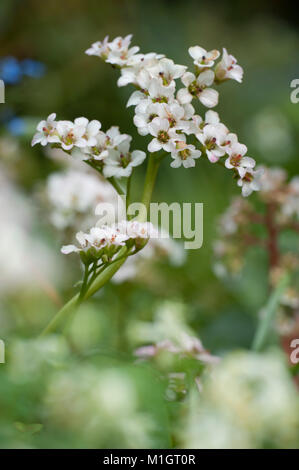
left=61, top=220, right=157, bottom=266
left=213, top=166, right=299, bottom=328
left=46, top=168, right=119, bottom=230
left=32, top=114, right=146, bottom=178
left=85, top=34, right=260, bottom=195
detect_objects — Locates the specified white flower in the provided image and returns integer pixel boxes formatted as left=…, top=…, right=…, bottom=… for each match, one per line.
left=85, top=36, right=110, bottom=59
left=116, top=220, right=158, bottom=239
left=177, top=71, right=218, bottom=108
left=103, top=136, right=146, bottom=178
left=148, top=58, right=187, bottom=85
left=47, top=169, right=116, bottom=230
left=237, top=168, right=263, bottom=197
left=147, top=117, right=182, bottom=153
left=61, top=225, right=129, bottom=256
left=106, top=35, right=140, bottom=67
left=61, top=230, right=90, bottom=255
left=106, top=126, right=129, bottom=148
left=87, top=131, right=109, bottom=161
left=56, top=120, right=86, bottom=151
left=170, top=142, right=201, bottom=168
left=117, top=53, right=163, bottom=87
left=32, top=113, right=59, bottom=146
left=188, top=46, right=220, bottom=68
left=74, top=118, right=102, bottom=147
left=225, top=143, right=255, bottom=176
left=148, top=78, right=175, bottom=104
left=215, top=48, right=244, bottom=83
left=196, top=124, right=227, bottom=162
left=185, top=110, right=223, bottom=135
left=133, top=101, right=164, bottom=136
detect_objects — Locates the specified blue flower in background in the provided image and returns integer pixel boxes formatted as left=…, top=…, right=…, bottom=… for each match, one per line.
left=0, top=56, right=45, bottom=84
left=21, top=59, right=45, bottom=78
left=6, top=117, right=26, bottom=136
left=0, top=57, right=22, bottom=84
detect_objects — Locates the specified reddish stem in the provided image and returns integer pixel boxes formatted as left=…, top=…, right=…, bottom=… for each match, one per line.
left=265, top=202, right=279, bottom=269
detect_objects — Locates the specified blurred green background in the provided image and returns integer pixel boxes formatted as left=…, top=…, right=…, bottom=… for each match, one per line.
left=0, top=0, right=298, bottom=449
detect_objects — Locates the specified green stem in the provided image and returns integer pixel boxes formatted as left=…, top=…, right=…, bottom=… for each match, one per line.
left=138, top=153, right=161, bottom=220
left=39, top=153, right=161, bottom=336
left=252, top=274, right=289, bottom=351
left=108, top=177, right=125, bottom=196
left=126, top=174, right=132, bottom=211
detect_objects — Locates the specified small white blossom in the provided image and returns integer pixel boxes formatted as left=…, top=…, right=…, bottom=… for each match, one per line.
left=215, top=48, right=244, bottom=83
left=148, top=58, right=187, bottom=85
left=116, top=220, right=158, bottom=240
left=103, top=136, right=146, bottom=178
left=147, top=117, right=182, bottom=153
left=56, top=120, right=86, bottom=151
left=188, top=46, right=220, bottom=68
left=225, top=143, right=255, bottom=176
left=85, top=36, right=110, bottom=59
left=237, top=168, right=263, bottom=197
left=196, top=124, right=227, bottom=163
left=170, top=142, right=201, bottom=168
left=177, top=70, right=218, bottom=108
left=32, top=113, right=59, bottom=146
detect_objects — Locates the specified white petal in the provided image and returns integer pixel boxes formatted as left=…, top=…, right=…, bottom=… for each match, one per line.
left=199, top=88, right=219, bottom=108
left=127, top=91, right=144, bottom=107
left=197, top=69, right=215, bottom=87
left=177, top=88, right=192, bottom=104
left=131, top=150, right=146, bottom=166
left=61, top=245, right=78, bottom=254
left=181, top=72, right=195, bottom=87
left=148, top=138, right=162, bottom=153
left=183, top=158, right=195, bottom=168
left=188, top=46, right=206, bottom=61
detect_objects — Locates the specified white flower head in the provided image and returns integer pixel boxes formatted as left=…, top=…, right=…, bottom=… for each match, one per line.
left=225, top=143, right=255, bottom=176
left=147, top=117, right=182, bottom=153
left=170, top=141, right=201, bottom=169
left=177, top=71, right=218, bottom=108
left=106, top=35, right=140, bottom=67
left=215, top=48, right=244, bottom=83
left=197, top=124, right=226, bottom=163
left=32, top=113, right=59, bottom=147
left=85, top=36, right=110, bottom=59
left=117, top=220, right=158, bottom=240
left=148, top=58, right=187, bottom=86
left=188, top=46, right=220, bottom=68
left=74, top=117, right=102, bottom=147
left=237, top=168, right=263, bottom=197
left=56, top=120, right=86, bottom=151
left=103, top=136, right=146, bottom=178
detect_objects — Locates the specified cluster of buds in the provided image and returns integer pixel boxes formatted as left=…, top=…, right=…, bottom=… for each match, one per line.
left=32, top=115, right=146, bottom=178
left=214, top=166, right=299, bottom=328
left=62, top=220, right=157, bottom=266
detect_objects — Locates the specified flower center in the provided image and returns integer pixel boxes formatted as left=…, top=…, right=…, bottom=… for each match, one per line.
left=120, top=152, right=131, bottom=168
left=188, top=81, right=204, bottom=97
left=205, top=137, right=217, bottom=150
left=179, top=149, right=191, bottom=160
left=158, top=130, right=169, bottom=143
left=229, top=154, right=242, bottom=166
left=153, top=96, right=168, bottom=104
left=243, top=172, right=253, bottom=182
